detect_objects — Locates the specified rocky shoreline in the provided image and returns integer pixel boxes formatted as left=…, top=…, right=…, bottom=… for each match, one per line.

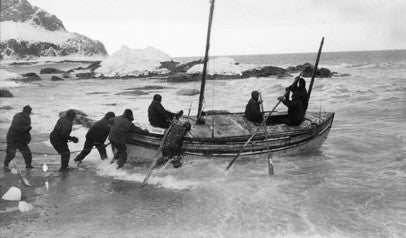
left=1, top=59, right=345, bottom=87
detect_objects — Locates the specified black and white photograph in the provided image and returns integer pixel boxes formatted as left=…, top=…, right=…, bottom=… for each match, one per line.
left=0, top=0, right=405, bottom=237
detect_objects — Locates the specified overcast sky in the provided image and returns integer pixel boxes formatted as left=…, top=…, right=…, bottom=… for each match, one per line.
left=30, top=0, right=406, bottom=57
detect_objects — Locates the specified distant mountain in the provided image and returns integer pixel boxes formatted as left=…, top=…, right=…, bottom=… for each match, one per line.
left=0, top=0, right=108, bottom=61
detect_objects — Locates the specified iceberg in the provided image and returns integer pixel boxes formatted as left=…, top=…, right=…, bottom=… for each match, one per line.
left=95, top=45, right=171, bottom=77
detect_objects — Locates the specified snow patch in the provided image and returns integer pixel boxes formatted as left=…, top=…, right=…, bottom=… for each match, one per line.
left=0, top=21, right=72, bottom=44
left=187, top=57, right=257, bottom=76
left=95, top=45, right=171, bottom=77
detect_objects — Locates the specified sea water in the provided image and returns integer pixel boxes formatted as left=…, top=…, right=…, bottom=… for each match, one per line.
left=0, top=50, right=405, bottom=237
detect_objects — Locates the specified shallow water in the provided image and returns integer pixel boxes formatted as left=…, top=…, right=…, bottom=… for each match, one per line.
left=0, top=50, right=405, bottom=237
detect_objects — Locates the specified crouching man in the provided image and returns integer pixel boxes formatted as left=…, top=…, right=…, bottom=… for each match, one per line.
left=109, top=109, right=149, bottom=169
left=156, top=121, right=191, bottom=169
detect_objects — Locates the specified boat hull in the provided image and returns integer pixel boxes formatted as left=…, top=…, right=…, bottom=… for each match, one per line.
left=125, top=111, right=334, bottom=162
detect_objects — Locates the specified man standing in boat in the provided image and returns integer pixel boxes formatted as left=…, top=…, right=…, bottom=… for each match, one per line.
left=278, top=88, right=305, bottom=126
left=3, top=105, right=34, bottom=171
left=74, top=111, right=116, bottom=163
left=110, top=109, right=149, bottom=169
left=148, top=94, right=183, bottom=129
left=245, top=91, right=264, bottom=124
left=287, top=77, right=308, bottom=111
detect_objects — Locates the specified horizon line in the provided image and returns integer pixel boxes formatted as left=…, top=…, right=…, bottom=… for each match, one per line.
left=172, top=48, right=406, bottom=58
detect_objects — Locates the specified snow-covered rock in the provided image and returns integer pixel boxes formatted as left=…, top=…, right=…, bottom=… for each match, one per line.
left=0, top=0, right=107, bottom=61
left=95, top=46, right=171, bottom=77
left=0, top=69, right=21, bottom=87
left=0, top=69, right=22, bottom=81
left=18, top=201, right=34, bottom=212
left=186, top=57, right=257, bottom=76
left=2, top=186, right=22, bottom=201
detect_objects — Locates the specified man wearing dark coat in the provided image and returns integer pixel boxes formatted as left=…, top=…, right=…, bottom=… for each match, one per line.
left=109, top=109, right=149, bottom=169
left=74, top=112, right=115, bottom=163
left=288, top=77, right=308, bottom=111
left=245, top=91, right=264, bottom=123
left=3, top=105, right=34, bottom=171
left=278, top=89, right=305, bottom=126
left=155, top=121, right=192, bottom=169
left=148, top=94, right=183, bottom=129
left=50, top=109, right=79, bottom=172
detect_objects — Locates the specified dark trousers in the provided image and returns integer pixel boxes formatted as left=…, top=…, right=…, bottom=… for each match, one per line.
left=110, top=141, right=127, bottom=167
left=4, top=142, right=32, bottom=167
left=50, top=140, right=70, bottom=169
left=74, top=137, right=107, bottom=162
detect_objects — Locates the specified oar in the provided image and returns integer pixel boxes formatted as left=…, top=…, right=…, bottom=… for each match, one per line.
left=225, top=76, right=301, bottom=171
left=141, top=122, right=174, bottom=187
left=10, top=161, right=31, bottom=187
left=259, top=93, right=274, bottom=175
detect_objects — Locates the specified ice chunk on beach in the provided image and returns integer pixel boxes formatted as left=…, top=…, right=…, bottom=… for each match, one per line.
left=0, top=69, right=22, bottom=87
left=95, top=45, right=171, bottom=77
left=18, top=201, right=34, bottom=212
left=42, top=164, right=48, bottom=172
left=186, top=57, right=257, bottom=76
left=2, top=187, right=22, bottom=201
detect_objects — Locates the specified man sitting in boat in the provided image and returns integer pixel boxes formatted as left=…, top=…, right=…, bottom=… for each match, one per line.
left=148, top=94, right=183, bottom=129
left=109, top=109, right=149, bottom=169
left=288, top=77, right=308, bottom=111
left=278, top=89, right=305, bottom=126
left=244, top=91, right=264, bottom=124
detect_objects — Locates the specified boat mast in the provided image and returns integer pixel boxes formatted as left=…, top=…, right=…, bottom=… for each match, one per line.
left=196, top=0, right=215, bottom=124
left=307, top=37, right=324, bottom=103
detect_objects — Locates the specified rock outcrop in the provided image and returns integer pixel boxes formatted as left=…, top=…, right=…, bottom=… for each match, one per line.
left=59, top=109, right=94, bottom=128
left=0, top=89, right=14, bottom=97
left=287, top=63, right=333, bottom=78
left=40, top=68, right=65, bottom=74
left=21, top=72, right=42, bottom=81
left=51, top=76, right=64, bottom=81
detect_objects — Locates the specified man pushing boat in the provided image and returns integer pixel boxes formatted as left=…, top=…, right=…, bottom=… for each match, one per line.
left=109, top=109, right=149, bottom=169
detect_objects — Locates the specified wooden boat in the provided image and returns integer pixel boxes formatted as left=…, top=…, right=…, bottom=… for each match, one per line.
left=127, top=111, right=334, bottom=162
left=126, top=0, right=334, bottom=164
left=128, top=111, right=334, bottom=161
